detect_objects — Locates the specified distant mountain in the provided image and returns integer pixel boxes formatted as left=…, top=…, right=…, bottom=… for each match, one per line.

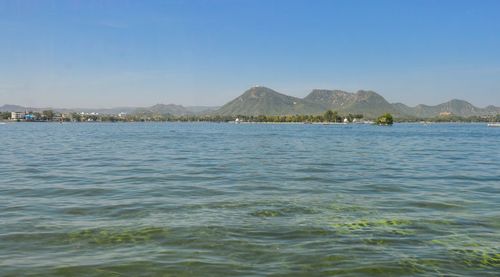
left=214, top=86, right=324, bottom=116
left=59, top=107, right=138, bottom=114
left=0, top=104, right=30, bottom=112
left=133, top=104, right=218, bottom=116
left=304, top=89, right=402, bottom=118
left=392, top=99, right=500, bottom=118
left=185, top=106, right=219, bottom=114
left=212, top=87, right=500, bottom=118
left=134, top=104, right=192, bottom=116
left=213, top=87, right=403, bottom=117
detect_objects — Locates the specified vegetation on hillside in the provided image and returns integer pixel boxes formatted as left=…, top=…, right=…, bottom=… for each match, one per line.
left=211, top=86, right=500, bottom=118
left=214, top=87, right=325, bottom=116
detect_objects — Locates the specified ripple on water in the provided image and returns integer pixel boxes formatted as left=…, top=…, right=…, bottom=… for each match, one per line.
left=0, top=123, right=499, bottom=276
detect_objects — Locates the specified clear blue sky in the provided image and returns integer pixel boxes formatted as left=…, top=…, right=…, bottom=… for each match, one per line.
left=1, top=0, right=499, bottom=108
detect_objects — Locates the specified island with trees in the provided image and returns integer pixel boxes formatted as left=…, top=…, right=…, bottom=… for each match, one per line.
left=375, top=113, right=394, bottom=125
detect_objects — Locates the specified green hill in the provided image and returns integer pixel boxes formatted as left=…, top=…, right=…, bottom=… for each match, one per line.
left=212, top=87, right=499, bottom=118
left=304, top=89, right=402, bottom=118
left=214, top=86, right=324, bottom=116
left=134, top=104, right=192, bottom=116
left=133, top=104, right=218, bottom=116
left=392, top=99, right=500, bottom=118
left=214, top=87, right=401, bottom=118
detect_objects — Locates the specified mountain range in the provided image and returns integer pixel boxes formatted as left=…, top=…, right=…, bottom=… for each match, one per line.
left=2, top=86, right=499, bottom=118
left=133, top=104, right=217, bottom=116
left=214, top=86, right=500, bottom=118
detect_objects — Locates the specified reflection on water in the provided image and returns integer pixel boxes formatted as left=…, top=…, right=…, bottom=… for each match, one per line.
left=0, top=123, right=499, bottom=276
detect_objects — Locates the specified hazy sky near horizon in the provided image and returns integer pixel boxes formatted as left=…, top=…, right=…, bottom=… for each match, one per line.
left=1, top=0, right=499, bottom=108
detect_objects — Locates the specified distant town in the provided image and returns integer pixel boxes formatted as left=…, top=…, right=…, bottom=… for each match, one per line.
left=3, top=110, right=129, bottom=122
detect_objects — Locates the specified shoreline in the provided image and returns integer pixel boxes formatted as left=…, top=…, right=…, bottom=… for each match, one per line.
left=1, top=120, right=498, bottom=125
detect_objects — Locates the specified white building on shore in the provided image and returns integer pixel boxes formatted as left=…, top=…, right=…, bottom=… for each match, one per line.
left=11, top=112, right=25, bottom=120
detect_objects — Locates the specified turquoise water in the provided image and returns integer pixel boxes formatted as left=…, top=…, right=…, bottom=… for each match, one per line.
left=0, top=122, right=499, bottom=276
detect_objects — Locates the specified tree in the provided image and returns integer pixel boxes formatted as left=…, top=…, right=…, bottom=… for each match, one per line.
left=70, top=113, right=82, bottom=122
left=0, top=112, right=10, bottom=120
left=324, top=110, right=338, bottom=122
left=376, top=113, right=394, bottom=125
left=33, top=112, right=42, bottom=120
left=42, top=110, right=55, bottom=121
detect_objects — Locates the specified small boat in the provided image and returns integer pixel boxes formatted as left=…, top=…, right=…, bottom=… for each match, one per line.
left=487, top=123, right=500, bottom=127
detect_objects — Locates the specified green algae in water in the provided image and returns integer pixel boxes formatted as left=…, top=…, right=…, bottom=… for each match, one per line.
left=331, top=218, right=412, bottom=231
left=428, top=234, right=500, bottom=269
left=67, top=226, right=169, bottom=246
left=450, top=249, right=500, bottom=268
left=398, top=257, right=445, bottom=275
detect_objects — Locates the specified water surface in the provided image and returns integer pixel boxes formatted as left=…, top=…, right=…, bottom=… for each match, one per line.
left=0, top=123, right=499, bottom=276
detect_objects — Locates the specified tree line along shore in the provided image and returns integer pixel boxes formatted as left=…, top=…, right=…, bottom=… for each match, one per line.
left=1, top=110, right=499, bottom=124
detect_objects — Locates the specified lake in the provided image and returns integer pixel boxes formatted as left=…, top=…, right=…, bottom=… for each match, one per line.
left=0, top=122, right=499, bottom=276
